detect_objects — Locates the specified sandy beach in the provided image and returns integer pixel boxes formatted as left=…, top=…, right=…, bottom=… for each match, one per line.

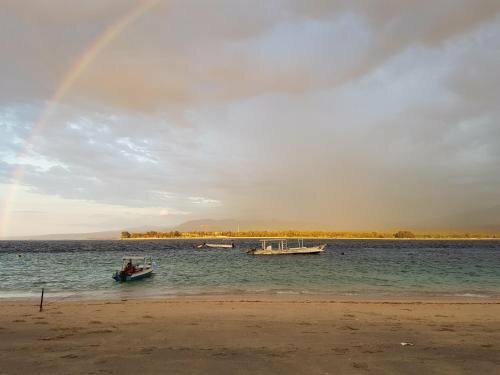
left=1, top=296, right=499, bottom=374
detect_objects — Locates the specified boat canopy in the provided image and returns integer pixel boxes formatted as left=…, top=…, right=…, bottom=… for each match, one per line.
left=259, top=239, right=288, bottom=250
left=258, top=238, right=307, bottom=250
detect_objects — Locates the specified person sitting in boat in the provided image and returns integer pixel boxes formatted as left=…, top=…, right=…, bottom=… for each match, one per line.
left=123, top=260, right=136, bottom=275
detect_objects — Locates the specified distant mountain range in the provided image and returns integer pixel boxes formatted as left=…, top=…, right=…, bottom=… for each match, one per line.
left=2, top=230, right=123, bottom=241
left=1, top=219, right=317, bottom=240
left=3, top=206, right=500, bottom=240
left=1, top=225, right=167, bottom=241
left=172, top=218, right=315, bottom=232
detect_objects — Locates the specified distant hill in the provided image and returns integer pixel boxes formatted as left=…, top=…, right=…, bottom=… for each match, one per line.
left=171, top=218, right=317, bottom=232
left=2, top=225, right=168, bottom=240
left=5, top=208, right=500, bottom=240
left=3, top=230, right=122, bottom=241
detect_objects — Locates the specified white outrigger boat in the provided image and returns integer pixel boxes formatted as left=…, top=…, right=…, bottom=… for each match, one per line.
left=196, top=242, right=235, bottom=249
left=113, top=256, right=153, bottom=282
left=247, top=239, right=326, bottom=255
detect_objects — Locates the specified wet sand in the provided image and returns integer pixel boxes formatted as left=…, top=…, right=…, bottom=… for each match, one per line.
left=1, top=296, right=499, bottom=374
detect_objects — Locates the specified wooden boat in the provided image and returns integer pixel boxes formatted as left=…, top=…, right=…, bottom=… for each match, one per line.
left=196, top=242, right=235, bottom=249
left=247, top=239, right=326, bottom=255
left=113, top=256, right=153, bottom=282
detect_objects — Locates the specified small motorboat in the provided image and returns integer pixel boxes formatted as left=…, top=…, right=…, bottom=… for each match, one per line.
left=247, top=239, right=326, bottom=255
left=113, top=256, right=153, bottom=282
left=196, top=242, right=235, bottom=249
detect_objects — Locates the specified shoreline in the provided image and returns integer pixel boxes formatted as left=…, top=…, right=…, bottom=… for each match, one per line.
left=2, top=293, right=500, bottom=304
left=121, top=236, right=500, bottom=240
left=3, top=237, right=499, bottom=241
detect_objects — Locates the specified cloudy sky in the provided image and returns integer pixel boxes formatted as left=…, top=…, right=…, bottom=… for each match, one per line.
left=1, top=0, right=500, bottom=236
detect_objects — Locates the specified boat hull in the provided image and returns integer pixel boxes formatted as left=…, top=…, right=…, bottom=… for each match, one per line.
left=248, top=244, right=326, bottom=255
left=197, top=243, right=234, bottom=249
left=113, top=267, right=153, bottom=282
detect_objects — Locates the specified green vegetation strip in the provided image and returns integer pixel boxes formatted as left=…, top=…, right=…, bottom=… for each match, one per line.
left=121, top=230, right=499, bottom=240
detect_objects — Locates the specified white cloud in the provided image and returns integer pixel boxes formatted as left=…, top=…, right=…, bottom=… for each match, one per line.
left=188, top=196, right=222, bottom=207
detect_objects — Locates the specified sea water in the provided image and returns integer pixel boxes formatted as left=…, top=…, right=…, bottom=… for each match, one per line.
left=1, top=239, right=499, bottom=300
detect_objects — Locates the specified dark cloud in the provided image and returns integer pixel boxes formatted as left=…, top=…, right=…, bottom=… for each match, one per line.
left=2, top=1, right=499, bottom=111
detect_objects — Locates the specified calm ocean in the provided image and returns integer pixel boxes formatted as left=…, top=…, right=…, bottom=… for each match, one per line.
left=1, top=239, right=499, bottom=300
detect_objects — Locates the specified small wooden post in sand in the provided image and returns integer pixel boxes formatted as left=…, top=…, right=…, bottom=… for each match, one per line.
left=39, top=288, right=44, bottom=312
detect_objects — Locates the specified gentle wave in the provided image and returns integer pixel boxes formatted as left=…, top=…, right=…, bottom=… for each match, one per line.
left=1, top=239, right=499, bottom=300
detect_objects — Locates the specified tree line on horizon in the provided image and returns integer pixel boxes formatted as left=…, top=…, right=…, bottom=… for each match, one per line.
left=120, top=230, right=498, bottom=239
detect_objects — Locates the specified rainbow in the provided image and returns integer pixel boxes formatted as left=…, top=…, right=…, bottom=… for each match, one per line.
left=0, top=0, right=161, bottom=237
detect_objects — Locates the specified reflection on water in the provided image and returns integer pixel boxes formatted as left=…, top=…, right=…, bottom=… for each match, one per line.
left=1, top=239, right=499, bottom=299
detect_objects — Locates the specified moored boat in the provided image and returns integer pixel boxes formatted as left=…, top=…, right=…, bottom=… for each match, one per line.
left=113, top=256, right=153, bottom=282
left=247, top=239, right=326, bottom=255
left=196, top=242, right=235, bottom=249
